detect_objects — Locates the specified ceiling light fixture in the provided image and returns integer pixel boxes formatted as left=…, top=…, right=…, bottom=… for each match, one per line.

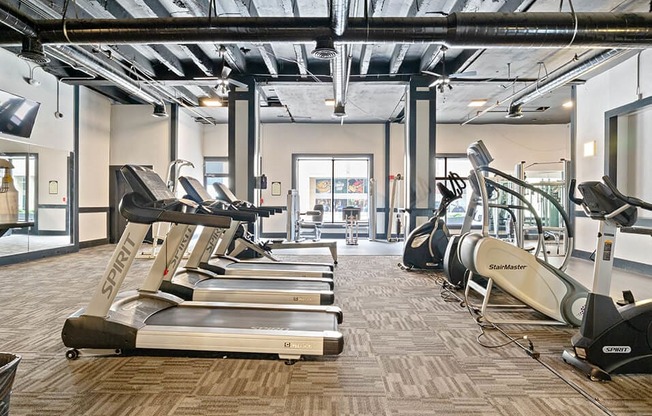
left=324, top=98, right=335, bottom=106
left=563, top=100, right=574, bottom=108
left=199, top=97, right=224, bottom=107
left=311, top=37, right=338, bottom=60
left=505, top=104, right=524, bottom=119
left=468, top=99, right=487, bottom=107
left=152, top=103, right=168, bottom=118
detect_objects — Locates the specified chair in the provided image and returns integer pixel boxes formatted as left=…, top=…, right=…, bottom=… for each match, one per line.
left=299, top=204, right=324, bottom=241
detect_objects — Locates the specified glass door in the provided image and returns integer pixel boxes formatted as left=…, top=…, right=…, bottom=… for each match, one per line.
left=295, top=156, right=371, bottom=224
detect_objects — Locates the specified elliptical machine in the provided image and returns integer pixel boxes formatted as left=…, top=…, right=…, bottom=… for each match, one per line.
left=562, top=176, right=652, bottom=381
left=455, top=141, right=588, bottom=326
left=400, top=172, right=466, bottom=270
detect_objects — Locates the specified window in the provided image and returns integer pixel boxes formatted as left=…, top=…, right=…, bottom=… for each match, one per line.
left=294, top=156, right=372, bottom=223
left=435, top=155, right=475, bottom=228
left=204, top=157, right=229, bottom=198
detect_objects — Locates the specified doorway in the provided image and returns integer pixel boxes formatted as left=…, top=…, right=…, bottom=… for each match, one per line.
left=293, top=155, right=372, bottom=224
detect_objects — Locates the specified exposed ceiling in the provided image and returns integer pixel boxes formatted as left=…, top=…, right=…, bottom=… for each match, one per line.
left=0, top=0, right=649, bottom=125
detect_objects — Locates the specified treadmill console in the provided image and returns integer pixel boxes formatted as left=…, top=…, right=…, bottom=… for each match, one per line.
left=121, top=165, right=176, bottom=203
left=179, top=176, right=213, bottom=204
left=213, top=182, right=239, bottom=204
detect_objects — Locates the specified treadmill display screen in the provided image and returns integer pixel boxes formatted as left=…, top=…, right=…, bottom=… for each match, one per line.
left=179, top=176, right=213, bottom=203
left=121, top=165, right=176, bottom=202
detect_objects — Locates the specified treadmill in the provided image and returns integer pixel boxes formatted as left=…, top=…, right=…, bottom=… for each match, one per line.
left=149, top=206, right=335, bottom=305
left=61, top=165, right=343, bottom=362
left=180, top=178, right=335, bottom=278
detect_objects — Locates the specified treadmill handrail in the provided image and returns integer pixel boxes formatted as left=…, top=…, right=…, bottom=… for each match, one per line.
left=199, top=203, right=258, bottom=222
left=120, top=193, right=231, bottom=229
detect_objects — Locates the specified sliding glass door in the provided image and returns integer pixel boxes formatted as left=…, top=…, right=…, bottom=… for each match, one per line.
left=295, top=155, right=371, bottom=223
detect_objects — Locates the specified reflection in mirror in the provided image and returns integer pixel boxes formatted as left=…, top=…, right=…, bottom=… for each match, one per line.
left=0, top=137, right=73, bottom=258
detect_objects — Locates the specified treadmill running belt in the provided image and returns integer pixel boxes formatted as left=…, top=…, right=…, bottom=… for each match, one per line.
left=228, top=263, right=331, bottom=272
left=146, top=306, right=338, bottom=331
left=195, top=279, right=331, bottom=291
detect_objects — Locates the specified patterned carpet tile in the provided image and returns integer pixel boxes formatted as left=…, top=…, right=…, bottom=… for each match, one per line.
left=1, top=247, right=652, bottom=415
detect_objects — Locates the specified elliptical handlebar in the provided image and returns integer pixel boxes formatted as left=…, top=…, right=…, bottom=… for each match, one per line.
left=602, top=176, right=652, bottom=212
left=568, top=179, right=584, bottom=206
left=448, top=172, right=466, bottom=197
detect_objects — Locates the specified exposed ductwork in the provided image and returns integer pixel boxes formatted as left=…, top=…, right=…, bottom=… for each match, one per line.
left=331, top=0, right=350, bottom=118
left=331, top=0, right=349, bottom=37
left=0, top=3, right=37, bottom=37
left=47, top=46, right=162, bottom=105
left=511, top=48, right=629, bottom=107
left=0, top=14, right=650, bottom=47
left=462, top=49, right=631, bottom=125
left=0, top=2, right=163, bottom=106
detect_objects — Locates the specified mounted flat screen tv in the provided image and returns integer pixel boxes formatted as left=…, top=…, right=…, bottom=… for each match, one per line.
left=0, top=89, right=41, bottom=139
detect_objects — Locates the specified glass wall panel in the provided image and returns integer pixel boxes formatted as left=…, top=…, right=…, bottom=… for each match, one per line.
left=295, top=157, right=370, bottom=224
left=0, top=137, right=73, bottom=259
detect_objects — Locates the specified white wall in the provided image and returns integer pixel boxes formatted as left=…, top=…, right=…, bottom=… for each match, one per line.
left=109, top=104, right=170, bottom=176
left=575, top=51, right=652, bottom=266
left=79, top=88, right=111, bottom=242
left=202, top=123, right=229, bottom=157
left=177, top=108, right=204, bottom=188
left=0, top=48, right=73, bottom=151
left=437, top=124, right=571, bottom=173
left=260, top=123, right=389, bottom=233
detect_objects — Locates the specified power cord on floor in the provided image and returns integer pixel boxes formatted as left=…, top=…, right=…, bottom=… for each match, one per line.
left=460, top=281, right=616, bottom=416
left=433, top=270, right=617, bottom=415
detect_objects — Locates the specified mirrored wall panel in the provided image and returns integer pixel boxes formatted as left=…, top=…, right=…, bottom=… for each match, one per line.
left=0, top=137, right=73, bottom=258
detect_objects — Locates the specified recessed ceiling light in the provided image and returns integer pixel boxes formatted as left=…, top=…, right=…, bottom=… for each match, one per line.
left=563, top=101, right=574, bottom=108
left=468, top=99, right=487, bottom=107
left=324, top=98, right=335, bottom=106
left=200, top=97, right=224, bottom=107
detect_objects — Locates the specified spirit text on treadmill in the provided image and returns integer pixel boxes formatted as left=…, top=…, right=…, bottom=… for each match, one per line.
left=603, top=346, right=631, bottom=353
left=102, top=233, right=137, bottom=298
left=488, top=264, right=527, bottom=270
left=169, top=227, right=195, bottom=271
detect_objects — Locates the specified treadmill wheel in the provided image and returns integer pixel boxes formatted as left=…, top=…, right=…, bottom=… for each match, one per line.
left=65, top=349, right=79, bottom=360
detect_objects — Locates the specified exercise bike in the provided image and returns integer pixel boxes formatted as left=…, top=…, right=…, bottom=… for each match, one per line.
left=562, top=176, right=652, bottom=381
left=399, top=172, right=465, bottom=270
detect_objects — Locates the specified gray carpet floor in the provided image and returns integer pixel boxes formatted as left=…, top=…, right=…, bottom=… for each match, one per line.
left=1, top=246, right=651, bottom=415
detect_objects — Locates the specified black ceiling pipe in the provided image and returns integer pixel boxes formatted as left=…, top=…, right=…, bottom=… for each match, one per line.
left=0, top=14, right=649, bottom=47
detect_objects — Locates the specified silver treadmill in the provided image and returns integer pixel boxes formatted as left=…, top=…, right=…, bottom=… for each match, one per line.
left=180, top=177, right=335, bottom=278
left=151, top=218, right=336, bottom=305
left=61, top=165, right=343, bottom=362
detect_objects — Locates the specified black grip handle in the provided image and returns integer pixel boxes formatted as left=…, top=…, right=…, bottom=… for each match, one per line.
left=602, top=176, right=652, bottom=211
left=568, top=179, right=583, bottom=206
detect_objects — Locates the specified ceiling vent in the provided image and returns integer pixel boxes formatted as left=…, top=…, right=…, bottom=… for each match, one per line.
left=18, top=37, right=50, bottom=64
left=311, top=37, right=337, bottom=60
left=505, top=104, right=523, bottom=119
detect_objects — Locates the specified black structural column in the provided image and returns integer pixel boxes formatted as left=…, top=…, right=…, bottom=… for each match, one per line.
left=405, top=76, right=437, bottom=233
left=228, top=77, right=260, bottom=214
left=170, top=103, right=179, bottom=162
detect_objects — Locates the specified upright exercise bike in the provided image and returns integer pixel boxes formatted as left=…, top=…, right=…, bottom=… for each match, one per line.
left=562, top=176, right=652, bottom=381
left=400, top=172, right=465, bottom=270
